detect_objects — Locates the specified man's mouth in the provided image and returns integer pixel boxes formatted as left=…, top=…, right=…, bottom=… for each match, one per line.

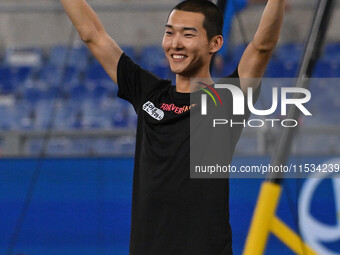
left=171, top=54, right=187, bottom=61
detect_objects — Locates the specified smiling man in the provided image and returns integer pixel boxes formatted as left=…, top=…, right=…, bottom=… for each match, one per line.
left=60, top=0, right=285, bottom=254
left=163, top=7, right=222, bottom=86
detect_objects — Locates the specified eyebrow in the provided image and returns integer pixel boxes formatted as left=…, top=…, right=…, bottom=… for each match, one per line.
left=165, top=24, right=198, bottom=32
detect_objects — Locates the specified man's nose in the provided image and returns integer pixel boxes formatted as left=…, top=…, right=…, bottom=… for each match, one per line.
left=171, top=34, right=183, bottom=49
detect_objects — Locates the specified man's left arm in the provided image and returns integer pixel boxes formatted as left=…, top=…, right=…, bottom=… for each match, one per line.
left=238, top=0, right=285, bottom=93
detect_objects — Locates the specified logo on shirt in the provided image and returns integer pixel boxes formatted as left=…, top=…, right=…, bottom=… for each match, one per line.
left=159, top=103, right=195, bottom=114
left=143, top=101, right=164, bottom=121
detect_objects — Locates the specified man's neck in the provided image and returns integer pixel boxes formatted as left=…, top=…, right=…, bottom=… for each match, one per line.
left=175, top=72, right=213, bottom=93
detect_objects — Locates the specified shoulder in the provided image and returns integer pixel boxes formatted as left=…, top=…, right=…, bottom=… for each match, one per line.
left=118, top=53, right=167, bottom=81
left=117, top=53, right=169, bottom=87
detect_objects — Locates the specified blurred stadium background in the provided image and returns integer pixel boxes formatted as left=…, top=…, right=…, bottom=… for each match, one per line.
left=0, top=0, right=339, bottom=254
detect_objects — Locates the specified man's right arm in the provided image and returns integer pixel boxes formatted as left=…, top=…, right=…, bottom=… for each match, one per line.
left=60, top=0, right=123, bottom=84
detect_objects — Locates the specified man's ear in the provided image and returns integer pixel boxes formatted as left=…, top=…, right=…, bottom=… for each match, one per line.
left=209, top=35, right=223, bottom=54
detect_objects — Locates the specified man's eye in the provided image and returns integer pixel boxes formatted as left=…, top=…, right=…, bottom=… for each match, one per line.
left=165, top=31, right=173, bottom=35
left=185, top=34, right=194, bottom=37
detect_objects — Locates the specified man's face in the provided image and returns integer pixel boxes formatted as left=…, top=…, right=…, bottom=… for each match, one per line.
left=162, top=10, right=212, bottom=76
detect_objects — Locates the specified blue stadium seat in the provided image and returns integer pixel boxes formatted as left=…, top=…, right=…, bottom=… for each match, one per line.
left=229, top=44, right=247, bottom=63
left=4, top=43, right=339, bottom=135
left=292, top=133, right=336, bottom=154
left=28, top=100, right=76, bottom=130
left=0, top=66, right=14, bottom=94
left=111, top=111, right=129, bottom=128
left=80, top=99, right=112, bottom=129
left=313, top=60, right=340, bottom=77
left=34, top=100, right=53, bottom=129
left=40, top=65, right=80, bottom=86
left=265, top=59, right=298, bottom=77
left=121, top=46, right=136, bottom=61
left=10, top=66, right=34, bottom=84
left=67, top=82, right=90, bottom=101
left=86, top=80, right=111, bottom=99
left=45, top=85, right=64, bottom=100
left=101, top=79, right=118, bottom=97
left=86, top=61, right=111, bottom=81
left=16, top=101, right=36, bottom=130
left=22, top=86, right=44, bottom=103
left=85, top=97, right=130, bottom=128
left=39, top=65, right=60, bottom=86
left=322, top=42, right=340, bottom=61
left=69, top=109, right=84, bottom=129
left=282, top=60, right=299, bottom=77
left=275, top=43, right=304, bottom=62
left=0, top=104, right=17, bottom=130
left=304, top=79, right=339, bottom=125
left=140, top=45, right=167, bottom=70
left=307, top=79, right=325, bottom=102
left=49, top=45, right=89, bottom=69
left=82, top=113, right=111, bottom=129
left=265, top=59, right=283, bottom=77
left=53, top=101, right=79, bottom=130
left=139, top=45, right=172, bottom=79
left=211, top=54, right=237, bottom=78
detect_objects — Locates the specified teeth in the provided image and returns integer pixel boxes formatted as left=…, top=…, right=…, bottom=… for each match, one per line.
left=173, top=55, right=185, bottom=59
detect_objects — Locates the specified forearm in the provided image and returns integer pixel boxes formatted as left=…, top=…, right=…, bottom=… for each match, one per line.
left=60, top=0, right=105, bottom=43
left=253, top=0, right=285, bottom=51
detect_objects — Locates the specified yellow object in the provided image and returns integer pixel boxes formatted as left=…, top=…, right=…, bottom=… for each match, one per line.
left=243, top=182, right=281, bottom=255
left=242, top=181, right=318, bottom=255
left=271, top=217, right=318, bottom=255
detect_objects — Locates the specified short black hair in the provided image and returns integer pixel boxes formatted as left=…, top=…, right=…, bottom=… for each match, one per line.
left=169, top=0, right=224, bottom=41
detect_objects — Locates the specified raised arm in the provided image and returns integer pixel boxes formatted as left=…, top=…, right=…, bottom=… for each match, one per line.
left=238, top=0, right=285, bottom=93
left=60, top=0, right=123, bottom=84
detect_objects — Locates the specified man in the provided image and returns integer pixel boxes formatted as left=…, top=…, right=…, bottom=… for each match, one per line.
left=60, top=0, right=284, bottom=254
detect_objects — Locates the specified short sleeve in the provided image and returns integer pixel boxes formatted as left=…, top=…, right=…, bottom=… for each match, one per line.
left=117, top=53, right=164, bottom=109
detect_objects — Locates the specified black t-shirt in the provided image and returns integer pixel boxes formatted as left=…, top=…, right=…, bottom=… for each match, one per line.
left=117, top=53, right=260, bottom=255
